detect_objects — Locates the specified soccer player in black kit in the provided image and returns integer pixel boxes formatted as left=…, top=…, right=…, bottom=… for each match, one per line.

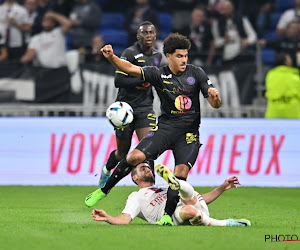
left=85, top=33, right=222, bottom=226
left=98, top=21, right=167, bottom=188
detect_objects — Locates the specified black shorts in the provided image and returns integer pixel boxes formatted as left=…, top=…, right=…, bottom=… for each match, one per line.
left=115, top=110, right=156, bottom=140
left=135, top=123, right=201, bottom=168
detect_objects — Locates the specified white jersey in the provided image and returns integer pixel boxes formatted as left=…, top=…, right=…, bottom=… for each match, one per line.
left=122, top=185, right=210, bottom=225
left=28, top=27, right=67, bottom=68
left=122, top=185, right=168, bottom=225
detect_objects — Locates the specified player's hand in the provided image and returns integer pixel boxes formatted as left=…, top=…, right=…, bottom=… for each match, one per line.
left=222, top=176, right=241, bottom=191
left=92, top=209, right=109, bottom=222
left=208, top=87, right=220, bottom=101
left=100, top=45, right=114, bottom=59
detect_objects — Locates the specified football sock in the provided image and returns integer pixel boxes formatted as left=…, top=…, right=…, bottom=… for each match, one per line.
left=102, top=164, right=110, bottom=175
left=101, top=158, right=134, bottom=194
left=106, top=150, right=119, bottom=171
left=148, top=159, right=155, bottom=178
left=148, top=159, right=154, bottom=172
left=200, top=213, right=227, bottom=226
left=177, top=179, right=195, bottom=200
left=189, top=211, right=202, bottom=225
left=164, top=176, right=186, bottom=216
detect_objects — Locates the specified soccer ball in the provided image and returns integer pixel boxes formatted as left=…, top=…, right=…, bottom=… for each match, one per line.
left=106, top=101, right=134, bottom=128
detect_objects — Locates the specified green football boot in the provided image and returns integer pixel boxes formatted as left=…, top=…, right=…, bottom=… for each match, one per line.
left=156, top=214, right=174, bottom=226
left=85, top=189, right=107, bottom=207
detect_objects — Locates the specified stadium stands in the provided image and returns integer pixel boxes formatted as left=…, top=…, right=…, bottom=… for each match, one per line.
left=158, top=13, right=172, bottom=40
left=275, top=0, right=295, bottom=12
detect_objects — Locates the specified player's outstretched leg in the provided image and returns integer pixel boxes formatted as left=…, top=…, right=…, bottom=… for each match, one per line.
left=155, top=163, right=180, bottom=190
left=155, top=163, right=180, bottom=226
left=85, top=189, right=107, bottom=207
left=98, top=163, right=111, bottom=188
left=226, top=219, right=251, bottom=227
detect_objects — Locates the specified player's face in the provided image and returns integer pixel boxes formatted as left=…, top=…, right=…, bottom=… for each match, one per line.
left=136, top=163, right=155, bottom=183
left=137, top=25, right=156, bottom=48
left=167, top=49, right=188, bottom=74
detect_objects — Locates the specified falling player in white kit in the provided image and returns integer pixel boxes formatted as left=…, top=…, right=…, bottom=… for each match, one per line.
left=92, top=162, right=251, bottom=226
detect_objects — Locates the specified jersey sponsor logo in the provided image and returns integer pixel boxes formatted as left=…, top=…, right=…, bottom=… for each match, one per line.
left=161, top=74, right=172, bottom=79
left=186, top=133, right=197, bottom=144
left=207, top=79, right=212, bottom=85
left=174, top=95, right=192, bottom=111
left=187, top=76, right=195, bottom=85
left=134, top=53, right=144, bottom=59
left=150, top=193, right=167, bottom=207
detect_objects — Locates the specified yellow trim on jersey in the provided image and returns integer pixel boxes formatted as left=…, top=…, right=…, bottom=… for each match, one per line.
left=138, top=60, right=145, bottom=62
left=115, top=70, right=128, bottom=76
left=163, top=81, right=173, bottom=84
left=140, top=67, right=145, bottom=81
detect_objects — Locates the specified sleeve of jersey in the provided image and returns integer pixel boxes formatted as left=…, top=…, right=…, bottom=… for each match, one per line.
left=121, top=192, right=141, bottom=220
left=197, top=67, right=214, bottom=98
left=114, top=50, right=144, bottom=88
left=140, top=66, right=160, bottom=87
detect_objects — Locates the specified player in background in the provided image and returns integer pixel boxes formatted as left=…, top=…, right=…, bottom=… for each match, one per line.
left=98, top=21, right=167, bottom=188
left=86, top=33, right=221, bottom=226
left=92, top=162, right=251, bottom=227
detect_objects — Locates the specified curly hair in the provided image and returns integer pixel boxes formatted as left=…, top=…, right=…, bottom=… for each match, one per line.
left=163, top=33, right=191, bottom=55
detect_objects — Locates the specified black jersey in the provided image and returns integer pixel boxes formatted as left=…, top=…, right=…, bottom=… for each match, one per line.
left=115, top=42, right=167, bottom=112
left=140, top=64, right=213, bottom=128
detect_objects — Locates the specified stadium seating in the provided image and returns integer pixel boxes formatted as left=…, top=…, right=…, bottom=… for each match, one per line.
left=158, top=13, right=172, bottom=40
left=271, top=12, right=281, bottom=29
left=99, top=12, right=125, bottom=31
left=261, top=48, right=276, bottom=66
left=275, top=0, right=294, bottom=12
left=100, top=29, right=128, bottom=55
left=264, top=30, right=277, bottom=40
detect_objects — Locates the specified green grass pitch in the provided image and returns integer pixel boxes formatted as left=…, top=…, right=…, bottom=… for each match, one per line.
left=1, top=186, right=299, bottom=250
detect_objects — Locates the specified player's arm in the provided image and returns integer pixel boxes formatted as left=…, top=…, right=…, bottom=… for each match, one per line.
left=198, top=67, right=221, bottom=108
left=206, top=87, right=221, bottom=108
left=115, top=71, right=145, bottom=88
left=45, top=11, right=72, bottom=34
left=20, top=48, right=36, bottom=64
left=202, top=176, right=241, bottom=204
left=101, top=45, right=142, bottom=78
left=92, top=209, right=132, bottom=225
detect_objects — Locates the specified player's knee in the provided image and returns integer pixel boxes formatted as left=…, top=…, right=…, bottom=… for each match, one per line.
left=180, top=205, right=198, bottom=220
left=126, top=149, right=146, bottom=166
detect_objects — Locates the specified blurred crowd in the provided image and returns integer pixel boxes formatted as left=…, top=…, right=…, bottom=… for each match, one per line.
left=0, top=0, right=299, bottom=118
left=0, top=0, right=299, bottom=68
